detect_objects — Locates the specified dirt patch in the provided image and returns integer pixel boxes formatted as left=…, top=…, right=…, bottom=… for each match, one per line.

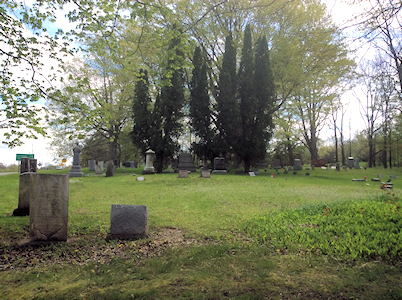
left=0, top=227, right=199, bottom=271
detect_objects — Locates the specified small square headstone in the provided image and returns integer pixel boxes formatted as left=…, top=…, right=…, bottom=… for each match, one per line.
left=108, top=205, right=148, bottom=240
left=201, top=170, right=211, bottom=178
left=137, top=176, right=144, bottom=181
left=249, top=172, right=256, bottom=177
left=390, top=175, right=397, bottom=179
left=377, top=174, right=383, bottom=178
left=178, top=170, right=188, bottom=178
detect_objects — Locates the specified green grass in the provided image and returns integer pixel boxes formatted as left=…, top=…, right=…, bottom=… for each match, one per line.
left=1, top=166, right=402, bottom=299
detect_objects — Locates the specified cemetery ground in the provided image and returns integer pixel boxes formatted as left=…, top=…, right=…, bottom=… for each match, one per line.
left=1, top=166, right=402, bottom=299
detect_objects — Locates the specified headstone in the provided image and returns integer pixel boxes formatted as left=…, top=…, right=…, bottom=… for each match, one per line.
left=249, top=172, right=256, bottom=177
left=293, top=159, right=302, bottom=170
left=20, top=157, right=31, bottom=174
left=306, top=172, right=310, bottom=176
left=343, top=166, right=347, bottom=171
left=311, top=158, right=327, bottom=167
left=288, top=166, right=293, bottom=171
left=137, top=177, right=144, bottom=181
left=352, top=179, right=366, bottom=182
left=336, top=162, right=340, bottom=171
left=371, top=178, right=380, bottom=182
left=13, top=172, right=36, bottom=216
left=29, top=174, right=69, bottom=242
left=311, top=165, right=315, bottom=170
left=126, top=161, right=137, bottom=168
left=120, top=162, right=123, bottom=168
left=99, top=161, right=104, bottom=172
left=321, top=166, right=326, bottom=170
left=212, top=157, right=227, bottom=174
left=201, top=170, right=211, bottom=178
left=108, top=205, right=149, bottom=240
left=29, top=159, right=37, bottom=173
left=177, top=153, right=197, bottom=172
left=348, top=157, right=354, bottom=168
left=88, top=160, right=96, bottom=172
left=143, top=149, right=155, bottom=175
left=273, top=159, right=281, bottom=170
left=331, top=166, right=336, bottom=170
left=105, top=161, right=114, bottom=177
left=390, top=175, right=397, bottom=179
left=68, top=142, right=84, bottom=177
left=178, top=170, right=189, bottom=178
left=95, top=165, right=101, bottom=175
left=355, top=158, right=361, bottom=169
left=377, top=174, right=383, bottom=178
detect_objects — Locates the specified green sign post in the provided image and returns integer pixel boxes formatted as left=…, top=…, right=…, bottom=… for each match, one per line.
left=16, top=154, right=34, bottom=161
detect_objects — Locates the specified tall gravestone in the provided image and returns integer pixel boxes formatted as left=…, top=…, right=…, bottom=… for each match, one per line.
left=88, top=160, right=96, bottom=172
left=99, top=161, right=104, bottom=172
left=20, top=157, right=31, bottom=173
left=212, top=157, right=227, bottom=174
left=105, top=161, right=114, bottom=177
left=13, top=172, right=35, bottom=216
left=68, top=142, right=84, bottom=177
left=143, top=149, right=155, bottom=174
left=336, top=162, right=340, bottom=171
left=293, top=159, right=303, bottom=170
left=29, top=174, right=69, bottom=242
left=176, top=153, right=197, bottom=172
left=355, top=158, right=361, bottom=169
left=348, top=157, right=354, bottom=168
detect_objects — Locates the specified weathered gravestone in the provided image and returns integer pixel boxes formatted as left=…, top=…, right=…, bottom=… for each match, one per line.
left=212, top=157, right=227, bottom=174
left=98, top=161, right=104, bottom=172
left=105, top=161, right=114, bottom=177
left=355, top=158, right=361, bottom=169
left=108, top=205, right=149, bottom=240
left=13, top=172, right=35, bottom=216
left=178, top=170, right=189, bottom=178
left=143, top=149, right=155, bottom=175
left=336, top=162, right=340, bottom=171
left=273, top=159, right=282, bottom=170
left=20, top=157, right=31, bottom=173
left=293, top=159, right=303, bottom=170
left=201, top=170, right=211, bottom=178
left=348, top=157, right=354, bottom=168
left=95, top=164, right=102, bottom=175
left=311, top=165, right=315, bottom=170
left=343, top=166, right=347, bottom=171
left=390, top=175, right=397, bottom=179
left=29, top=174, right=69, bottom=242
left=88, top=160, right=96, bottom=172
left=249, top=172, right=256, bottom=177
left=377, top=174, right=384, bottom=178
left=68, top=142, right=84, bottom=177
left=29, top=159, right=37, bottom=173
left=177, top=153, right=197, bottom=173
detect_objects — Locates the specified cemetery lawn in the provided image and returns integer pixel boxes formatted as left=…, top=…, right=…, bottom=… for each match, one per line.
left=1, top=167, right=402, bottom=299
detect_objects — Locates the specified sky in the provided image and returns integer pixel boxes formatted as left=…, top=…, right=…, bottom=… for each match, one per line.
left=0, top=0, right=374, bottom=166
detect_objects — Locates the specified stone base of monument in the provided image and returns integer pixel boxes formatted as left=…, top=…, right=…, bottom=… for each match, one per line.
left=68, top=165, right=83, bottom=177
left=29, top=174, right=69, bottom=242
left=106, top=205, right=149, bottom=240
left=212, top=170, right=227, bottom=174
left=142, top=169, right=155, bottom=175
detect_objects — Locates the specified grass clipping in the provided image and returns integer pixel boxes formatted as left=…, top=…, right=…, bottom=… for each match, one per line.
left=241, top=192, right=402, bottom=260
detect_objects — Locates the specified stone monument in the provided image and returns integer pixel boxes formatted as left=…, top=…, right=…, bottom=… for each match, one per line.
left=20, top=157, right=31, bottom=173
left=108, top=205, right=149, bottom=240
left=293, top=159, right=303, bottom=170
left=348, top=157, right=354, bottom=168
left=201, top=170, right=211, bottom=178
left=68, top=141, right=84, bottom=177
left=178, top=170, right=189, bottom=178
left=355, top=158, right=361, bottom=169
left=88, top=160, right=96, bottom=172
left=29, top=174, right=69, bottom=242
left=212, top=157, right=227, bottom=174
left=336, top=162, right=340, bottom=171
left=13, top=172, right=36, bottom=216
left=105, top=161, right=114, bottom=177
left=176, top=153, right=197, bottom=173
left=143, top=149, right=155, bottom=174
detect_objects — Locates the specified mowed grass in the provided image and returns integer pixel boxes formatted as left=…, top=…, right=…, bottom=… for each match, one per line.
left=1, top=166, right=402, bottom=299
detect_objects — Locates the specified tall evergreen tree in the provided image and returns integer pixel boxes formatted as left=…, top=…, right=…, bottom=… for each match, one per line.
left=189, top=46, right=214, bottom=162
left=131, top=69, right=153, bottom=155
left=237, top=26, right=275, bottom=173
left=154, top=24, right=186, bottom=172
left=215, top=33, right=240, bottom=156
